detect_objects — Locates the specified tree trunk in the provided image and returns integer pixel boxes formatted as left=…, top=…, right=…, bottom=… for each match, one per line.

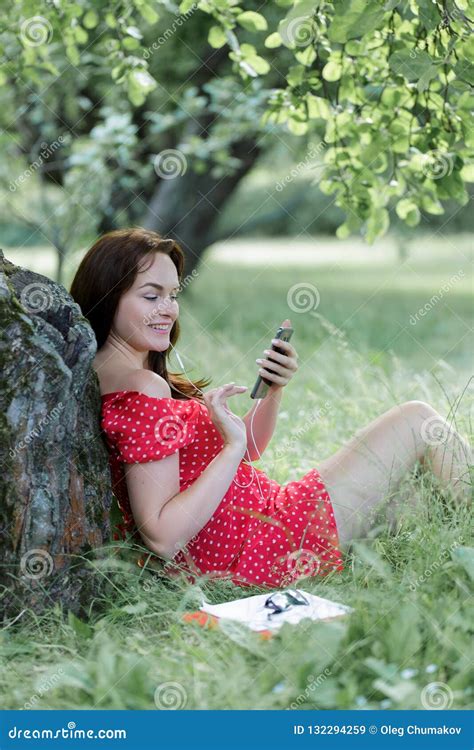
left=0, top=250, right=114, bottom=624
left=143, top=136, right=261, bottom=277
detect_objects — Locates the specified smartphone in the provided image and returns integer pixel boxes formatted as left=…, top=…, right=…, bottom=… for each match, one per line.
left=250, top=325, right=294, bottom=399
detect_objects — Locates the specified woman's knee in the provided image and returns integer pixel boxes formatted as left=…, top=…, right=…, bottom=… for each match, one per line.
left=399, top=400, right=438, bottom=420
left=393, top=400, right=441, bottom=460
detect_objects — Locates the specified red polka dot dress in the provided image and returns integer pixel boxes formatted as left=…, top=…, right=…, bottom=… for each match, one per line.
left=100, top=391, right=344, bottom=588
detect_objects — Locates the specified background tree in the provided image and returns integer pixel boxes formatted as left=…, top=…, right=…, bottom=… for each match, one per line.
left=1, top=0, right=472, bottom=279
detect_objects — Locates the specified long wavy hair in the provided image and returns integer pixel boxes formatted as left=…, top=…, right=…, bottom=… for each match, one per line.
left=69, top=227, right=211, bottom=402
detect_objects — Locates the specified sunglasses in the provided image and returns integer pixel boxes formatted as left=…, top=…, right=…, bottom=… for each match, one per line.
left=264, top=589, right=310, bottom=619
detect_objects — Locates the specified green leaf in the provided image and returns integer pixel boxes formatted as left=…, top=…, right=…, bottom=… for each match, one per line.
left=295, top=45, right=316, bottom=66
left=328, top=0, right=386, bottom=43
left=180, top=0, right=197, bottom=12
left=239, top=45, right=270, bottom=75
left=287, top=118, right=308, bottom=135
left=248, top=54, right=270, bottom=75
left=417, top=0, right=441, bottom=31
left=417, top=64, right=439, bottom=92
left=460, top=164, right=474, bottom=182
left=127, top=68, right=157, bottom=106
left=396, top=198, right=420, bottom=226
left=82, top=10, right=99, bottom=29
left=73, top=26, right=88, bottom=44
left=336, top=222, right=351, bottom=239
left=389, top=49, right=434, bottom=81
left=322, top=61, right=342, bottom=82
left=455, top=60, right=474, bottom=86
left=123, top=37, right=140, bottom=50
left=336, top=212, right=362, bottom=238
left=420, top=194, right=444, bottom=214
left=287, top=64, right=305, bottom=86
left=435, top=170, right=469, bottom=204
left=208, top=26, right=227, bottom=48
left=306, top=94, right=330, bottom=119
left=265, top=32, right=282, bottom=48
left=236, top=11, right=268, bottom=32
left=139, top=4, right=160, bottom=24
left=105, top=12, right=117, bottom=28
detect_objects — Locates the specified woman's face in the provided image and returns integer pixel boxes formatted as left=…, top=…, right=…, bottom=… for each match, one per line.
left=112, top=252, right=180, bottom=354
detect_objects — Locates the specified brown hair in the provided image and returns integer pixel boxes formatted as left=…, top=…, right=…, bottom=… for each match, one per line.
left=69, top=227, right=211, bottom=402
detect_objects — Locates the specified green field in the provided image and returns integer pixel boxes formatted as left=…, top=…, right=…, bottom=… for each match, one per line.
left=2, top=236, right=473, bottom=710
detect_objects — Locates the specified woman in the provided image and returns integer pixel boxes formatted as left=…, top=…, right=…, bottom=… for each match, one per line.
left=70, top=227, right=472, bottom=588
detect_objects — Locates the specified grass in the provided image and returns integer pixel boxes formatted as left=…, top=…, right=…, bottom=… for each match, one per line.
left=2, top=235, right=473, bottom=710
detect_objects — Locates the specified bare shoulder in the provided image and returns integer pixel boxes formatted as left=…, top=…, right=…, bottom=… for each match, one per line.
left=120, top=369, right=172, bottom=399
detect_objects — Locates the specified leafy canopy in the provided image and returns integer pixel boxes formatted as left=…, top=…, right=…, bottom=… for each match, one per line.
left=3, top=0, right=473, bottom=242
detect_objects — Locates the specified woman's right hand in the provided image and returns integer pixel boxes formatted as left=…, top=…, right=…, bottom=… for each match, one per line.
left=202, top=383, right=248, bottom=451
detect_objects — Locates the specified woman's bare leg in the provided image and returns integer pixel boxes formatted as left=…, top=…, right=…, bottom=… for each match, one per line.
left=316, top=400, right=472, bottom=545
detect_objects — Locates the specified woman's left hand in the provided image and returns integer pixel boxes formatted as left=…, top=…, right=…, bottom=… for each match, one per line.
left=255, top=336, right=299, bottom=390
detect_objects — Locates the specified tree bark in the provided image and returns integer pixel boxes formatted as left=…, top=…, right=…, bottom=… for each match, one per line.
left=0, top=250, right=114, bottom=624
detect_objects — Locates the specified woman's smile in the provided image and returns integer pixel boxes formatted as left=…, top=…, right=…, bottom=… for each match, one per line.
left=148, top=322, right=173, bottom=334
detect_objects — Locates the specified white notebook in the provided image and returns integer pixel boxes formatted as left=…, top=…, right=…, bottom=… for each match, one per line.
left=199, top=588, right=353, bottom=632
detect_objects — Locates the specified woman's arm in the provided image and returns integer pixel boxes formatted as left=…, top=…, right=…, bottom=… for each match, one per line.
left=242, top=385, right=283, bottom=461
left=152, top=442, right=246, bottom=558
